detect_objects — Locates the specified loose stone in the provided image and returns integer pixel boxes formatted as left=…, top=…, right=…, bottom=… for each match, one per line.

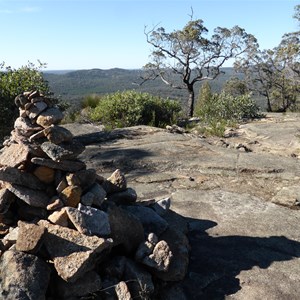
left=31, top=157, right=86, bottom=172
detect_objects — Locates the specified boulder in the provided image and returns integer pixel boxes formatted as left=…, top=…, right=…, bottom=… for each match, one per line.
left=108, top=206, right=144, bottom=254
left=39, top=220, right=112, bottom=282
left=0, top=250, right=50, bottom=300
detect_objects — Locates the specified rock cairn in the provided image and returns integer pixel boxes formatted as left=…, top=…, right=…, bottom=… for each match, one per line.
left=0, top=91, right=189, bottom=299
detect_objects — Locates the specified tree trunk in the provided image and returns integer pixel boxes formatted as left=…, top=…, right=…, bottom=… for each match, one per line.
left=266, top=95, right=272, bottom=112
left=187, top=87, right=195, bottom=118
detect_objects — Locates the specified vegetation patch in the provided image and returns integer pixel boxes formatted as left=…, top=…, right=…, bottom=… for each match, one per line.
left=85, top=90, right=182, bottom=129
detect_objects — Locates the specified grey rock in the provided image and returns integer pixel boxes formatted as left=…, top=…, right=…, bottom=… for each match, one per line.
left=17, top=200, right=48, bottom=221
left=3, top=227, right=19, bottom=245
left=125, top=205, right=168, bottom=236
left=152, top=197, right=171, bottom=216
left=107, top=187, right=137, bottom=205
left=67, top=204, right=111, bottom=236
left=26, top=101, right=48, bottom=119
left=14, top=94, right=30, bottom=108
left=41, top=140, right=85, bottom=161
left=0, top=250, right=50, bottom=300
left=103, top=169, right=127, bottom=194
left=142, top=240, right=173, bottom=272
left=55, top=270, right=101, bottom=298
left=38, top=220, right=112, bottom=282
left=31, top=157, right=86, bottom=172
left=0, top=166, right=45, bottom=190
left=108, top=206, right=144, bottom=254
left=75, top=168, right=97, bottom=190
left=86, top=182, right=107, bottom=207
left=135, top=240, right=154, bottom=262
left=7, top=184, right=49, bottom=208
left=14, top=117, right=43, bottom=136
left=0, top=143, right=30, bottom=168
left=15, top=221, right=45, bottom=254
left=153, top=227, right=189, bottom=281
left=271, top=185, right=300, bottom=207
left=115, top=281, right=131, bottom=300
left=147, top=232, right=158, bottom=245
left=80, top=191, right=94, bottom=206
left=43, top=125, right=73, bottom=144
left=36, top=107, right=64, bottom=127
left=104, top=256, right=126, bottom=279
left=0, top=188, right=15, bottom=214
left=28, top=129, right=46, bottom=142
left=124, top=259, right=154, bottom=298
left=55, top=118, right=300, bottom=298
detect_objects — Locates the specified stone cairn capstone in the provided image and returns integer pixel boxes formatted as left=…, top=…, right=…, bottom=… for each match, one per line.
left=0, top=91, right=190, bottom=299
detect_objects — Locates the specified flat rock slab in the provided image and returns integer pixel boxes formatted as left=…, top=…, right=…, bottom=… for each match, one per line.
left=0, top=250, right=50, bottom=300
left=6, top=183, right=49, bottom=208
left=0, top=143, right=30, bottom=167
left=68, top=117, right=300, bottom=299
left=31, top=157, right=86, bottom=172
left=38, top=220, right=112, bottom=282
left=171, top=189, right=300, bottom=299
left=0, top=166, right=45, bottom=190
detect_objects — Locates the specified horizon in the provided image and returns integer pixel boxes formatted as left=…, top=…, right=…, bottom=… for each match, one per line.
left=1, top=0, right=299, bottom=70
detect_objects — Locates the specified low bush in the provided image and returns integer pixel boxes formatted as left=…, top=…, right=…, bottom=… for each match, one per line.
left=194, top=91, right=262, bottom=136
left=0, top=61, right=52, bottom=142
left=86, top=90, right=182, bottom=128
left=81, top=94, right=101, bottom=109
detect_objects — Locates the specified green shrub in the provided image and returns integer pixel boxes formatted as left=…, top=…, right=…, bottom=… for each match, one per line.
left=81, top=94, right=101, bottom=109
left=194, top=91, right=261, bottom=136
left=87, top=90, right=181, bottom=128
left=0, top=61, right=52, bottom=142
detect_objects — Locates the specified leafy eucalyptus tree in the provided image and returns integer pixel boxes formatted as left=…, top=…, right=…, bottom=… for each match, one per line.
left=235, top=5, right=300, bottom=112
left=142, top=15, right=257, bottom=117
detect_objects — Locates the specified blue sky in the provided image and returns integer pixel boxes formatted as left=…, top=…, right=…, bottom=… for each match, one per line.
left=0, top=0, right=298, bottom=70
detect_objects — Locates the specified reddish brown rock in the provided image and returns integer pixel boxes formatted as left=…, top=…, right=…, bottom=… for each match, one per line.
left=38, top=220, right=112, bottom=282
left=103, top=169, right=127, bottom=194
left=36, top=107, right=64, bottom=127
left=0, top=250, right=50, bottom=299
left=16, top=221, right=45, bottom=254
left=60, top=185, right=82, bottom=207
left=33, top=166, right=55, bottom=184
left=48, top=208, right=68, bottom=227
left=0, top=143, right=30, bottom=168
left=46, top=197, right=64, bottom=211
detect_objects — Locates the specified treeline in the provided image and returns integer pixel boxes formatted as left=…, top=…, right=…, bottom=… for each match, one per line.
left=43, top=67, right=242, bottom=108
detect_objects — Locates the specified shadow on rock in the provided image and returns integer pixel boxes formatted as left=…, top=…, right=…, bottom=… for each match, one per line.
left=182, top=218, right=300, bottom=300
left=82, top=147, right=154, bottom=173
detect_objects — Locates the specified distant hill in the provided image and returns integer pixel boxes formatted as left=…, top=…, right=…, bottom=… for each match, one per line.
left=43, top=67, right=245, bottom=108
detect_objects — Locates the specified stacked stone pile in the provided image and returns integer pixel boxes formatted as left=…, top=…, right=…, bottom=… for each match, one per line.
left=0, top=91, right=189, bottom=299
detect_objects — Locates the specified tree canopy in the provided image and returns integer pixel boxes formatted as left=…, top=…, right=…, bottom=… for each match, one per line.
left=142, top=14, right=257, bottom=117
left=234, top=5, right=300, bottom=112
left=0, top=61, right=51, bottom=141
